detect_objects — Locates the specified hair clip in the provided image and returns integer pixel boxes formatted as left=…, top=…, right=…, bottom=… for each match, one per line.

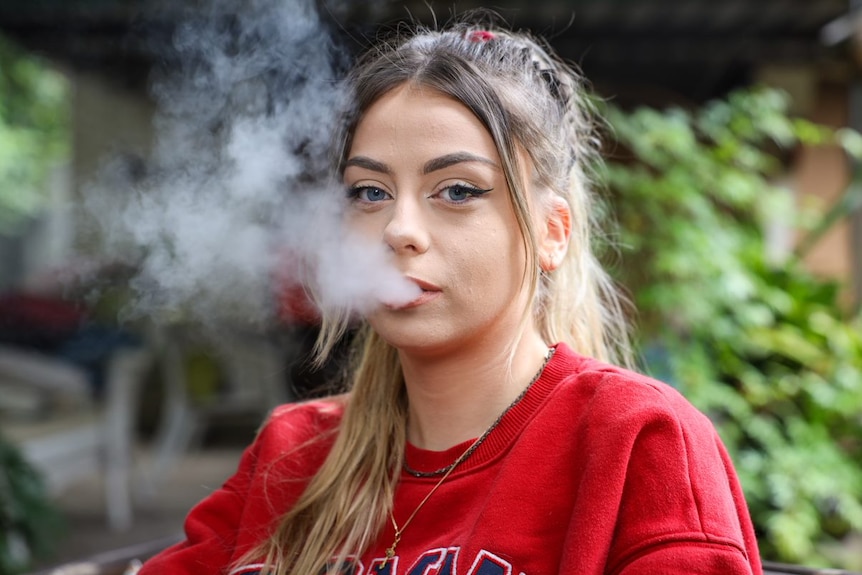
left=467, top=30, right=496, bottom=42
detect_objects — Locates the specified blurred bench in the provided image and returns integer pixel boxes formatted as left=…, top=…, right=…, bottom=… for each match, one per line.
left=138, top=324, right=293, bottom=498
left=0, top=344, right=152, bottom=531
left=26, top=535, right=182, bottom=575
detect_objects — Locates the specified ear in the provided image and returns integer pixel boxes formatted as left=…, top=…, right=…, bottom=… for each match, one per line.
left=538, top=196, right=571, bottom=272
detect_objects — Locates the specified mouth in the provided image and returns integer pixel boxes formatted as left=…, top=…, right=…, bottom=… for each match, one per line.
left=384, top=277, right=442, bottom=310
left=407, top=277, right=441, bottom=292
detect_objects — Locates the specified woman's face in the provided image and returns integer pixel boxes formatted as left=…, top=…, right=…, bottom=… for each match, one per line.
left=342, top=83, right=535, bottom=356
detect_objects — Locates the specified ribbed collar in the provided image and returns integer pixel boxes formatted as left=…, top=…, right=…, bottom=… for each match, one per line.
left=401, top=342, right=581, bottom=481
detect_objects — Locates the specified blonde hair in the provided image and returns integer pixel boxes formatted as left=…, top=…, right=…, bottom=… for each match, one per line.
left=245, top=15, right=632, bottom=575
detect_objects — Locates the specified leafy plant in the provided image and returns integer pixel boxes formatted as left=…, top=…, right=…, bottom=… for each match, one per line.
left=602, top=87, right=862, bottom=568
left=0, top=33, right=69, bottom=233
left=0, top=435, right=64, bottom=574
left=0, top=34, right=70, bottom=574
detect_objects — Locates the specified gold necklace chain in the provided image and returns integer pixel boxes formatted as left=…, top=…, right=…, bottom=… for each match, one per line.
left=384, top=433, right=479, bottom=565
left=383, top=347, right=555, bottom=565
left=402, top=347, right=555, bottom=478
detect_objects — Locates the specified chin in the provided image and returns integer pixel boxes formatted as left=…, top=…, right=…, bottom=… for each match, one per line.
left=368, top=318, right=453, bottom=354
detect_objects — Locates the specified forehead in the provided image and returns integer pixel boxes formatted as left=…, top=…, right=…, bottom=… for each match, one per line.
left=348, top=83, right=500, bottom=163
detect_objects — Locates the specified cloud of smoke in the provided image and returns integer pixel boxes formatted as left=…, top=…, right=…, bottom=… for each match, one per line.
left=85, top=0, right=418, bottom=328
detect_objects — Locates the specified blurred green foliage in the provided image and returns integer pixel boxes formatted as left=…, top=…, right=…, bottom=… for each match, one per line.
left=603, top=88, right=862, bottom=568
left=0, top=33, right=69, bottom=232
left=0, top=34, right=69, bottom=573
left=0, top=435, right=64, bottom=574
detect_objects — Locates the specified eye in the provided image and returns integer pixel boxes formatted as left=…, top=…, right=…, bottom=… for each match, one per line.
left=438, top=184, right=492, bottom=203
left=347, top=186, right=391, bottom=203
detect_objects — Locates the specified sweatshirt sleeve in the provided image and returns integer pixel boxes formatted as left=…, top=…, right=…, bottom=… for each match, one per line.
left=556, top=367, right=763, bottom=575
left=605, top=382, right=762, bottom=575
left=137, top=437, right=261, bottom=575
left=136, top=399, right=342, bottom=575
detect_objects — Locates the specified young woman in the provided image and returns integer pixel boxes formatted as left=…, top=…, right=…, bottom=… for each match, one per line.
left=139, top=18, right=763, bottom=575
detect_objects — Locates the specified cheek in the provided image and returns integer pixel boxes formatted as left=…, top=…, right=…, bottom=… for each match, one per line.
left=344, top=210, right=383, bottom=239
left=465, top=230, right=527, bottom=287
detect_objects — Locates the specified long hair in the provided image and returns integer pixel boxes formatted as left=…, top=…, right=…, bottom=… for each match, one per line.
left=245, top=15, right=633, bottom=575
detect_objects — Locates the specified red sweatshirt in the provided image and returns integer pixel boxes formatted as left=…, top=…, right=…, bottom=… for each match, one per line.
left=140, top=343, right=762, bottom=575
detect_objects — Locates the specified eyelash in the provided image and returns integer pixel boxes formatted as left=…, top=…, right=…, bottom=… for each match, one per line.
left=346, top=186, right=390, bottom=203
left=346, top=184, right=492, bottom=204
left=438, top=184, right=492, bottom=203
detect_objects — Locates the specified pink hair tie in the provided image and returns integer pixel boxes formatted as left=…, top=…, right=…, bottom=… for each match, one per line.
left=467, top=30, right=495, bottom=42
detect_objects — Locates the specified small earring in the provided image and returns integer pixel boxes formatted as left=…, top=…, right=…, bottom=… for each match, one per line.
left=539, top=255, right=557, bottom=273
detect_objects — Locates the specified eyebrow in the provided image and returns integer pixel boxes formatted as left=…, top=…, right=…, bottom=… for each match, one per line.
left=422, top=152, right=499, bottom=174
left=343, top=156, right=390, bottom=174
left=343, top=152, right=499, bottom=175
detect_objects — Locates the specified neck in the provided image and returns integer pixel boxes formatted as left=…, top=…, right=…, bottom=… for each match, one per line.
left=398, top=331, right=549, bottom=451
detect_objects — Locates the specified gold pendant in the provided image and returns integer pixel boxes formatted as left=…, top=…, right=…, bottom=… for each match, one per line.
left=383, top=530, right=400, bottom=567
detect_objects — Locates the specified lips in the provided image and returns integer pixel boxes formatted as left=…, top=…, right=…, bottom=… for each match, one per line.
left=385, top=277, right=442, bottom=310
left=407, top=277, right=441, bottom=292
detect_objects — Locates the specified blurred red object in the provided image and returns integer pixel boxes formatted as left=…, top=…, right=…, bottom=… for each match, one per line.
left=0, top=292, right=88, bottom=348
left=272, top=249, right=320, bottom=326
left=276, top=282, right=320, bottom=325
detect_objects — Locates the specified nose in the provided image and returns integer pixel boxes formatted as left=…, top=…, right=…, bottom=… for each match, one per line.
left=383, top=195, right=430, bottom=255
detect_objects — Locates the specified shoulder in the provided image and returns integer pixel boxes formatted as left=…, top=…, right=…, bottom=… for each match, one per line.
left=549, top=343, right=716, bottom=440
left=546, top=346, right=759, bottom=569
left=250, top=396, right=346, bottom=468
left=265, top=395, right=346, bottom=435
left=549, top=344, right=736, bottom=500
